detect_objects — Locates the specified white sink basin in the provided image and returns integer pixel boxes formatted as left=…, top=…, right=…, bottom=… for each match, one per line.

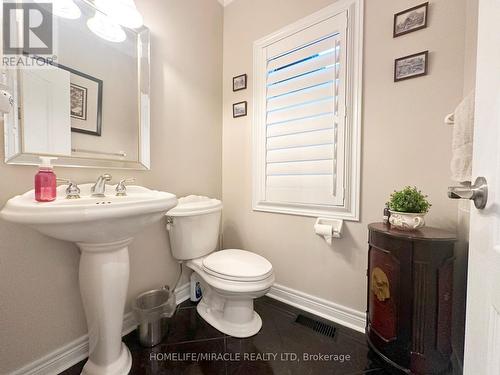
left=0, top=184, right=177, bottom=243
left=0, top=183, right=177, bottom=375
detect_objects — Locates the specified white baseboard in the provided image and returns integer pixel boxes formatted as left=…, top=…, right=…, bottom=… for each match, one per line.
left=9, top=334, right=90, bottom=375
left=266, top=283, right=366, bottom=333
left=9, top=283, right=191, bottom=375
left=174, top=282, right=190, bottom=305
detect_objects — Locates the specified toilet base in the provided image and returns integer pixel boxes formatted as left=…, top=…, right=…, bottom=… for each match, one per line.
left=197, top=299, right=262, bottom=338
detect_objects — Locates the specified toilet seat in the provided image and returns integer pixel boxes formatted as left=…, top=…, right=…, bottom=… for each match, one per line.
left=202, top=249, right=273, bottom=282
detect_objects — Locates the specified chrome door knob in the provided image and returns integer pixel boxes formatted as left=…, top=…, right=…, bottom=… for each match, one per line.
left=448, top=176, right=488, bottom=209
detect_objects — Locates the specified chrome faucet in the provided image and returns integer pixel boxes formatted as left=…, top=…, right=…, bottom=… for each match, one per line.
left=91, top=174, right=112, bottom=197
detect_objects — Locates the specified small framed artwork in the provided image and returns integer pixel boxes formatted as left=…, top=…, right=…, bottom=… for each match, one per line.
left=70, top=84, right=87, bottom=121
left=233, top=74, right=247, bottom=92
left=394, top=51, right=428, bottom=82
left=393, top=2, right=429, bottom=38
left=233, top=101, right=247, bottom=118
left=54, top=63, right=103, bottom=136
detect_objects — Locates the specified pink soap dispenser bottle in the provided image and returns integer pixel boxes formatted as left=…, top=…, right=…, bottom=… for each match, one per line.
left=35, top=157, right=57, bottom=202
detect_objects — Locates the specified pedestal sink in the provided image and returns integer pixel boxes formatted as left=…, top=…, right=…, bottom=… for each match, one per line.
left=0, top=184, right=177, bottom=375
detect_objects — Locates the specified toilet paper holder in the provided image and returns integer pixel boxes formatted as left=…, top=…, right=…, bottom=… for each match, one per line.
left=314, top=218, right=343, bottom=245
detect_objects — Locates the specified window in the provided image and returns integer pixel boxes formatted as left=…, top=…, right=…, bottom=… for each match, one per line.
left=252, top=0, right=363, bottom=220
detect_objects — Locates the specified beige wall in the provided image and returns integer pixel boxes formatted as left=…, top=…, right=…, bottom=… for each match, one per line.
left=222, top=0, right=466, bottom=313
left=0, top=0, right=223, bottom=372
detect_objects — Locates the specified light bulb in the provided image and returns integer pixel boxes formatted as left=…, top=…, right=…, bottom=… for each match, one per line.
left=87, top=12, right=126, bottom=43
left=35, top=0, right=81, bottom=20
left=95, top=0, right=143, bottom=29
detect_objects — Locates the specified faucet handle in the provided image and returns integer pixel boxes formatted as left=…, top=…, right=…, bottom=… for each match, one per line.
left=116, top=178, right=136, bottom=196
left=56, top=178, right=81, bottom=199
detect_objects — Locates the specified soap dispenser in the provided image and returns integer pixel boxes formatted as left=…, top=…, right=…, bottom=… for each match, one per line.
left=35, top=157, right=57, bottom=202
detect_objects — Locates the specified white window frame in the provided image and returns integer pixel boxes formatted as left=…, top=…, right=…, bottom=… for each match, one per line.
left=252, top=0, right=363, bottom=221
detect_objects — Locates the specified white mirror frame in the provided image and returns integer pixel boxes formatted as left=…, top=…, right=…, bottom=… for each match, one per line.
left=2, top=22, right=151, bottom=170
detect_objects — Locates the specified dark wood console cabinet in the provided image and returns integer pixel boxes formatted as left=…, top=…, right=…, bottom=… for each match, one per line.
left=366, top=223, right=456, bottom=374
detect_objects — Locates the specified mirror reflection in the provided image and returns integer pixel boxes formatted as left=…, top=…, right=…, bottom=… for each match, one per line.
left=4, top=0, right=150, bottom=169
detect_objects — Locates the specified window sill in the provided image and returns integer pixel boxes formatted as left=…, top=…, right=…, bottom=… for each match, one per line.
left=252, top=200, right=360, bottom=221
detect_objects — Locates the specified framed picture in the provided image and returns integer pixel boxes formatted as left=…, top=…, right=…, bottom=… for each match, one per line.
left=70, top=84, right=87, bottom=120
left=233, top=101, right=247, bottom=118
left=393, top=2, right=428, bottom=38
left=394, top=51, right=428, bottom=82
left=233, top=74, right=247, bottom=91
left=55, top=63, right=103, bottom=136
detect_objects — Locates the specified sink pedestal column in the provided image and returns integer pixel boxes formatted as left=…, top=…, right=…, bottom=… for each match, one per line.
left=77, top=238, right=133, bottom=375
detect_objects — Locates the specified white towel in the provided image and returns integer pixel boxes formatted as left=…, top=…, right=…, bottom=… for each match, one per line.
left=450, top=91, right=475, bottom=183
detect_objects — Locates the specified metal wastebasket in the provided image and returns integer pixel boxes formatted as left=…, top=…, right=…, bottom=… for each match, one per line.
left=133, top=287, right=176, bottom=347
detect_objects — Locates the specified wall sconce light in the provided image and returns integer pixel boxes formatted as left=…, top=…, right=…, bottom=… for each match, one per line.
left=35, top=0, right=82, bottom=20
left=87, top=12, right=126, bottom=43
left=95, top=0, right=143, bottom=29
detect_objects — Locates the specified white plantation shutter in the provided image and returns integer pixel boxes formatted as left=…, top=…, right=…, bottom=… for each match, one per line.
left=253, top=2, right=362, bottom=220
left=264, top=13, right=347, bottom=206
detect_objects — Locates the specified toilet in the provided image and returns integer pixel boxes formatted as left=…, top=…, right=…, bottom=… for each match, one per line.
left=166, top=195, right=275, bottom=338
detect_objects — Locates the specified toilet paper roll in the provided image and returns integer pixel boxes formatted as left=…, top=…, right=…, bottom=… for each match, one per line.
left=314, top=223, right=332, bottom=237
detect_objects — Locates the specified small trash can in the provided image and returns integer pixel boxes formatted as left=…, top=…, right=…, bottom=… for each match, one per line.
left=133, top=287, right=176, bottom=347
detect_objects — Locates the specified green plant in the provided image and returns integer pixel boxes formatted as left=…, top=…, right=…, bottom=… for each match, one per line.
left=388, top=186, right=431, bottom=213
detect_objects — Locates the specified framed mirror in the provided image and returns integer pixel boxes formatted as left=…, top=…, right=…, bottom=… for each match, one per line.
left=3, top=0, right=150, bottom=169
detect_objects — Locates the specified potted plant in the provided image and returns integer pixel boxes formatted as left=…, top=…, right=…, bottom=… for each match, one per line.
left=387, top=186, right=431, bottom=231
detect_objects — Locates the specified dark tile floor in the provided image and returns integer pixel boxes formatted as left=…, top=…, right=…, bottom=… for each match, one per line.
left=61, top=296, right=394, bottom=375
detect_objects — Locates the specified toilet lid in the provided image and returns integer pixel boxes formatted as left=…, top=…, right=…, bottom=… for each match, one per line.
left=202, top=249, right=273, bottom=282
left=167, top=195, right=222, bottom=217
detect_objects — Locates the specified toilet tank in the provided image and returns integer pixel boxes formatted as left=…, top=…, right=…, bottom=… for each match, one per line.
left=166, top=196, right=222, bottom=260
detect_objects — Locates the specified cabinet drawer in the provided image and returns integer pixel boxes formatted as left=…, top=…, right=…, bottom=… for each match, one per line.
left=369, top=230, right=412, bottom=253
